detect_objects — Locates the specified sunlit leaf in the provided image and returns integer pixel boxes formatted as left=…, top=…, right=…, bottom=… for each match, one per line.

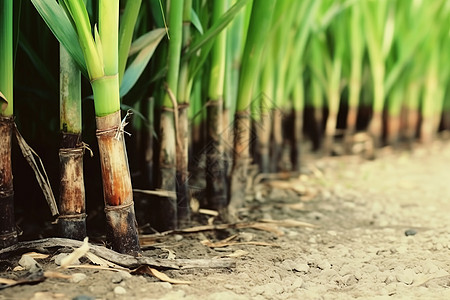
left=120, top=28, right=166, bottom=97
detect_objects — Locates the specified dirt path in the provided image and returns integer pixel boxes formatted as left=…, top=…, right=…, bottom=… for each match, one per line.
left=2, top=140, right=450, bottom=300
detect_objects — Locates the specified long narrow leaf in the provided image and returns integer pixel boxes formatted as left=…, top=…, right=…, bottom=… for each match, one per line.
left=184, top=0, right=250, bottom=60
left=120, top=28, right=166, bottom=97
left=30, top=0, right=87, bottom=77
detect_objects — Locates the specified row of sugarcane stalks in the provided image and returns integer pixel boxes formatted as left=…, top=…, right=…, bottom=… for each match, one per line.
left=0, top=0, right=449, bottom=255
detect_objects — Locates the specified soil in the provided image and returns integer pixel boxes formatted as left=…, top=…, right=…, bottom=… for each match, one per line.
left=2, top=139, right=450, bottom=300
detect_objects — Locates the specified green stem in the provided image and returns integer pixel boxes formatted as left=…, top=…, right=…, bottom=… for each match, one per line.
left=118, top=0, right=142, bottom=85
left=0, top=0, right=13, bottom=116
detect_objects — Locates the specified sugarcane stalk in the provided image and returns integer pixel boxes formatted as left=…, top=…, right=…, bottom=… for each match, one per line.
left=176, top=0, right=192, bottom=227
left=58, top=45, right=86, bottom=240
left=61, top=0, right=140, bottom=254
left=228, top=0, right=276, bottom=220
left=344, top=1, right=364, bottom=153
left=205, top=0, right=228, bottom=215
left=157, top=0, right=183, bottom=230
left=256, top=47, right=274, bottom=173
left=0, top=0, right=17, bottom=249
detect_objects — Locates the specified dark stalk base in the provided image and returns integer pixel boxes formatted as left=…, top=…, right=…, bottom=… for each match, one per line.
left=105, top=204, right=141, bottom=256
left=58, top=216, right=87, bottom=241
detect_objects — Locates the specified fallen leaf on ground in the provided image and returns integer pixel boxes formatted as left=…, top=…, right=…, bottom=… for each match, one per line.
left=0, top=277, right=18, bottom=285
left=23, top=252, right=49, bottom=260
left=223, top=250, right=248, bottom=258
left=30, top=292, right=68, bottom=300
left=131, top=265, right=191, bottom=284
left=85, top=252, right=127, bottom=270
left=65, top=264, right=129, bottom=272
left=43, top=271, right=72, bottom=280
left=201, top=235, right=279, bottom=248
left=198, top=208, right=219, bottom=216
left=260, top=219, right=317, bottom=228
left=60, top=237, right=89, bottom=268
left=285, top=202, right=305, bottom=210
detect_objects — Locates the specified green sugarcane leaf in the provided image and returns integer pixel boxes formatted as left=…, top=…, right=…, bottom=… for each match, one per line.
left=184, top=0, right=250, bottom=60
left=94, top=24, right=104, bottom=71
left=118, top=0, right=142, bottom=85
left=128, top=28, right=166, bottom=56
left=30, top=0, right=87, bottom=77
left=191, top=9, right=203, bottom=34
left=120, top=28, right=166, bottom=97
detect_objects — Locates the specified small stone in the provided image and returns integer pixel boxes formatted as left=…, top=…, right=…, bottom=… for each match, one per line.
left=54, top=253, right=80, bottom=266
left=174, top=234, right=183, bottom=241
left=239, top=232, right=254, bottom=242
left=396, top=268, right=415, bottom=285
left=318, top=260, right=331, bottom=270
left=290, top=278, right=304, bottom=289
left=70, top=273, right=87, bottom=283
left=327, top=230, right=337, bottom=236
left=72, top=296, right=95, bottom=300
left=293, top=263, right=310, bottom=273
left=19, top=255, right=41, bottom=273
left=114, top=286, right=127, bottom=295
left=280, top=259, right=295, bottom=271
left=405, top=229, right=417, bottom=236
left=111, top=270, right=131, bottom=283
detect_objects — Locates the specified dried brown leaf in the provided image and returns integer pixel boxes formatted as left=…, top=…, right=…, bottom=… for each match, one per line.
left=65, top=264, right=128, bottom=272
left=85, top=252, right=125, bottom=269
left=260, top=218, right=317, bottom=228
left=0, top=277, right=18, bottom=285
left=285, top=202, right=305, bottom=210
left=24, top=252, right=50, bottom=259
left=30, top=292, right=68, bottom=300
left=131, top=265, right=191, bottom=284
left=60, top=237, right=89, bottom=268
left=224, top=250, right=248, bottom=258
left=198, top=208, right=219, bottom=216
left=43, top=271, right=72, bottom=280
left=202, top=239, right=279, bottom=248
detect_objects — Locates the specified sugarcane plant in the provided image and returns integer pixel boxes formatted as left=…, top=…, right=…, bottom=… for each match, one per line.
left=0, top=0, right=18, bottom=248
left=343, top=0, right=365, bottom=152
left=228, top=0, right=276, bottom=220
left=58, top=45, right=86, bottom=240
left=32, top=0, right=142, bottom=254
left=205, top=0, right=229, bottom=215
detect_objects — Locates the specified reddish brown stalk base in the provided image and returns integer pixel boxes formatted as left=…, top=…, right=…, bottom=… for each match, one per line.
left=344, top=106, right=358, bottom=154
left=96, top=111, right=140, bottom=255
left=420, top=117, right=434, bottom=144
left=255, top=113, right=271, bottom=173
left=58, top=147, right=86, bottom=240
left=0, top=116, right=17, bottom=248
left=403, top=108, right=419, bottom=146
left=324, top=112, right=337, bottom=156
left=369, top=111, right=383, bottom=148
left=385, top=115, right=400, bottom=147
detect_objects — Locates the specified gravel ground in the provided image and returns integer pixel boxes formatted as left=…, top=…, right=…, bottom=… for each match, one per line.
left=2, top=140, right=450, bottom=299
